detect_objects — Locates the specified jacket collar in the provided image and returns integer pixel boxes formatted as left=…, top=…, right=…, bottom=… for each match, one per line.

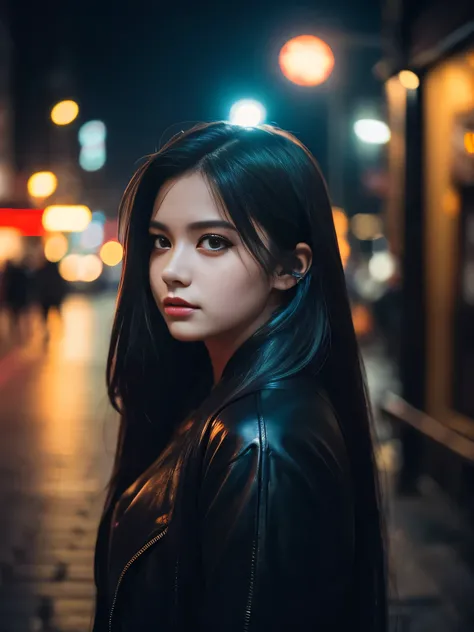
left=220, top=330, right=290, bottom=383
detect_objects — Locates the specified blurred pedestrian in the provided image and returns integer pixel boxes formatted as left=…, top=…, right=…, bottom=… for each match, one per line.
left=92, top=122, right=388, bottom=632
left=1, top=258, right=32, bottom=343
left=34, top=257, right=67, bottom=341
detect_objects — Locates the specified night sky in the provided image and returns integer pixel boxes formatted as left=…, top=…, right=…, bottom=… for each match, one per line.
left=8, top=0, right=383, bottom=210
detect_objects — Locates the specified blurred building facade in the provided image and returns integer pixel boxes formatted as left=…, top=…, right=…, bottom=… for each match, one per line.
left=382, top=0, right=474, bottom=524
left=0, top=4, right=122, bottom=282
left=0, top=8, right=15, bottom=205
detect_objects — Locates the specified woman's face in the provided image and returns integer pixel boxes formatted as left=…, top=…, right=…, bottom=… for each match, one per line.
left=149, top=172, right=281, bottom=348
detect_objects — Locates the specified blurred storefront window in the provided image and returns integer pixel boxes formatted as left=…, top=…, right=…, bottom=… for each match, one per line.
left=424, top=51, right=474, bottom=436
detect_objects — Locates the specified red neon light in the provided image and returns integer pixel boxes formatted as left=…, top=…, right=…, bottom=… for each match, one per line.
left=0, top=208, right=45, bottom=236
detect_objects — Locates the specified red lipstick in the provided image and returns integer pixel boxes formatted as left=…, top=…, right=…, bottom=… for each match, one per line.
left=163, top=296, right=198, bottom=317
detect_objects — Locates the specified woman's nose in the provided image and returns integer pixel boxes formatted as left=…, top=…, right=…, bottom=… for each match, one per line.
left=161, top=249, right=192, bottom=287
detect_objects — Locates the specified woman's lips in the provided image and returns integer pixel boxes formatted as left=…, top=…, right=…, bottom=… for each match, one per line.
left=163, top=305, right=198, bottom=317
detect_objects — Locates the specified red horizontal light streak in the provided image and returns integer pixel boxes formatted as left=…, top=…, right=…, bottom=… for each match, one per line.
left=0, top=208, right=45, bottom=236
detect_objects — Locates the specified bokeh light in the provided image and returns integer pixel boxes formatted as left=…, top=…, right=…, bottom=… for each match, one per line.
left=279, top=35, right=335, bottom=87
left=59, top=254, right=82, bottom=282
left=338, top=236, right=351, bottom=265
left=332, top=207, right=349, bottom=234
left=332, top=207, right=350, bottom=267
left=442, top=188, right=461, bottom=217
left=78, top=120, right=106, bottom=146
left=80, top=220, right=104, bottom=250
left=0, top=228, right=23, bottom=264
left=351, top=214, right=383, bottom=241
left=42, top=205, right=92, bottom=232
left=92, top=210, right=106, bottom=223
left=78, top=121, right=107, bottom=172
left=464, top=131, right=474, bottom=154
left=58, top=253, right=103, bottom=282
left=51, top=100, right=79, bottom=126
left=354, top=119, right=391, bottom=145
left=100, top=240, right=123, bottom=266
left=229, top=100, right=266, bottom=127
left=81, top=254, right=103, bottom=282
left=352, top=304, right=373, bottom=337
left=398, top=70, right=420, bottom=90
left=368, top=251, right=396, bottom=282
left=27, top=171, right=58, bottom=198
left=79, top=146, right=106, bottom=171
left=44, top=234, right=69, bottom=262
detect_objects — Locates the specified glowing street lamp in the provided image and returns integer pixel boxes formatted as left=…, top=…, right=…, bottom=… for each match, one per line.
left=51, top=100, right=79, bottom=126
left=278, top=34, right=341, bottom=202
left=354, top=119, right=391, bottom=145
left=229, top=100, right=266, bottom=127
left=279, top=35, right=335, bottom=87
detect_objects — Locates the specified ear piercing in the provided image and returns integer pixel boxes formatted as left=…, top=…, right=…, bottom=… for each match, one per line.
left=291, top=271, right=304, bottom=282
left=278, top=270, right=305, bottom=282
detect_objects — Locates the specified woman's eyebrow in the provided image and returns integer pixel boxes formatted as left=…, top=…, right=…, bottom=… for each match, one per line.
left=149, top=220, right=238, bottom=232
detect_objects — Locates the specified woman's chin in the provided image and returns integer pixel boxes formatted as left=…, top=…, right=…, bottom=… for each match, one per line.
left=167, top=322, right=207, bottom=342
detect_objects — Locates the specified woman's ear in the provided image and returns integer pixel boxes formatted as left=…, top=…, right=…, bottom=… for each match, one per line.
left=273, top=242, right=313, bottom=291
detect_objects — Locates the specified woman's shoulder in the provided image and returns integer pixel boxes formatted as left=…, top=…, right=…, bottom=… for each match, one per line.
left=203, top=374, right=350, bottom=479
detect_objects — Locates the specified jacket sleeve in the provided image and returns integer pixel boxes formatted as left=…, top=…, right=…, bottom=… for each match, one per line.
left=197, top=391, right=355, bottom=632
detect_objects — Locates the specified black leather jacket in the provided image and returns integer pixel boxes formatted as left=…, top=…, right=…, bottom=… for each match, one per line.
left=94, top=350, right=355, bottom=632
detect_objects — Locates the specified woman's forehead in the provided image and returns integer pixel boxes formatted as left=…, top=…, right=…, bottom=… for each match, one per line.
left=151, top=172, right=224, bottom=223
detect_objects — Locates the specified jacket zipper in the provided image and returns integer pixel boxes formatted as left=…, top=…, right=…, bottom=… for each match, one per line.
left=174, top=557, right=179, bottom=609
left=108, top=526, right=168, bottom=632
left=243, top=538, right=257, bottom=631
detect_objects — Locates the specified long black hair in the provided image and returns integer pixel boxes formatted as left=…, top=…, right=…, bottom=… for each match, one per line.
left=95, top=122, right=387, bottom=630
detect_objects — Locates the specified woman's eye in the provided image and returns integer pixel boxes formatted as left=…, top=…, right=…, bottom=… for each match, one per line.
left=198, top=234, right=232, bottom=252
left=151, top=233, right=232, bottom=252
left=153, top=235, right=170, bottom=249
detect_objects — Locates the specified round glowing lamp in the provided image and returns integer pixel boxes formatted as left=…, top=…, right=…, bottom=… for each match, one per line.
left=229, top=100, right=266, bottom=127
left=279, top=35, right=335, bottom=87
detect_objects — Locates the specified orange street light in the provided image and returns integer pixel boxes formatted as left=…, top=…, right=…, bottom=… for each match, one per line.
left=279, top=35, right=335, bottom=87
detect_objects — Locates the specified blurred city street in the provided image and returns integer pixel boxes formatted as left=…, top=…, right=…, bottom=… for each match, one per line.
left=0, top=294, right=472, bottom=631
left=0, top=294, right=117, bottom=632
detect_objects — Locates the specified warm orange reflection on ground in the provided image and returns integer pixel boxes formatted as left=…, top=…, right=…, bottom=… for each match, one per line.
left=29, top=295, right=117, bottom=493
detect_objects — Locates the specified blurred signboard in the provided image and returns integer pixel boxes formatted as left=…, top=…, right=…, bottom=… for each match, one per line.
left=0, top=208, right=44, bottom=236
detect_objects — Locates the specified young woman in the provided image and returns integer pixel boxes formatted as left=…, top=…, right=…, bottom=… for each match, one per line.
left=93, top=122, right=387, bottom=632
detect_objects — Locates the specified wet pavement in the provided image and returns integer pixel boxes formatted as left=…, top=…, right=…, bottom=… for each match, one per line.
left=0, top=294, right=472, bottom=631
left=0, top=295, right=117, bottom=631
